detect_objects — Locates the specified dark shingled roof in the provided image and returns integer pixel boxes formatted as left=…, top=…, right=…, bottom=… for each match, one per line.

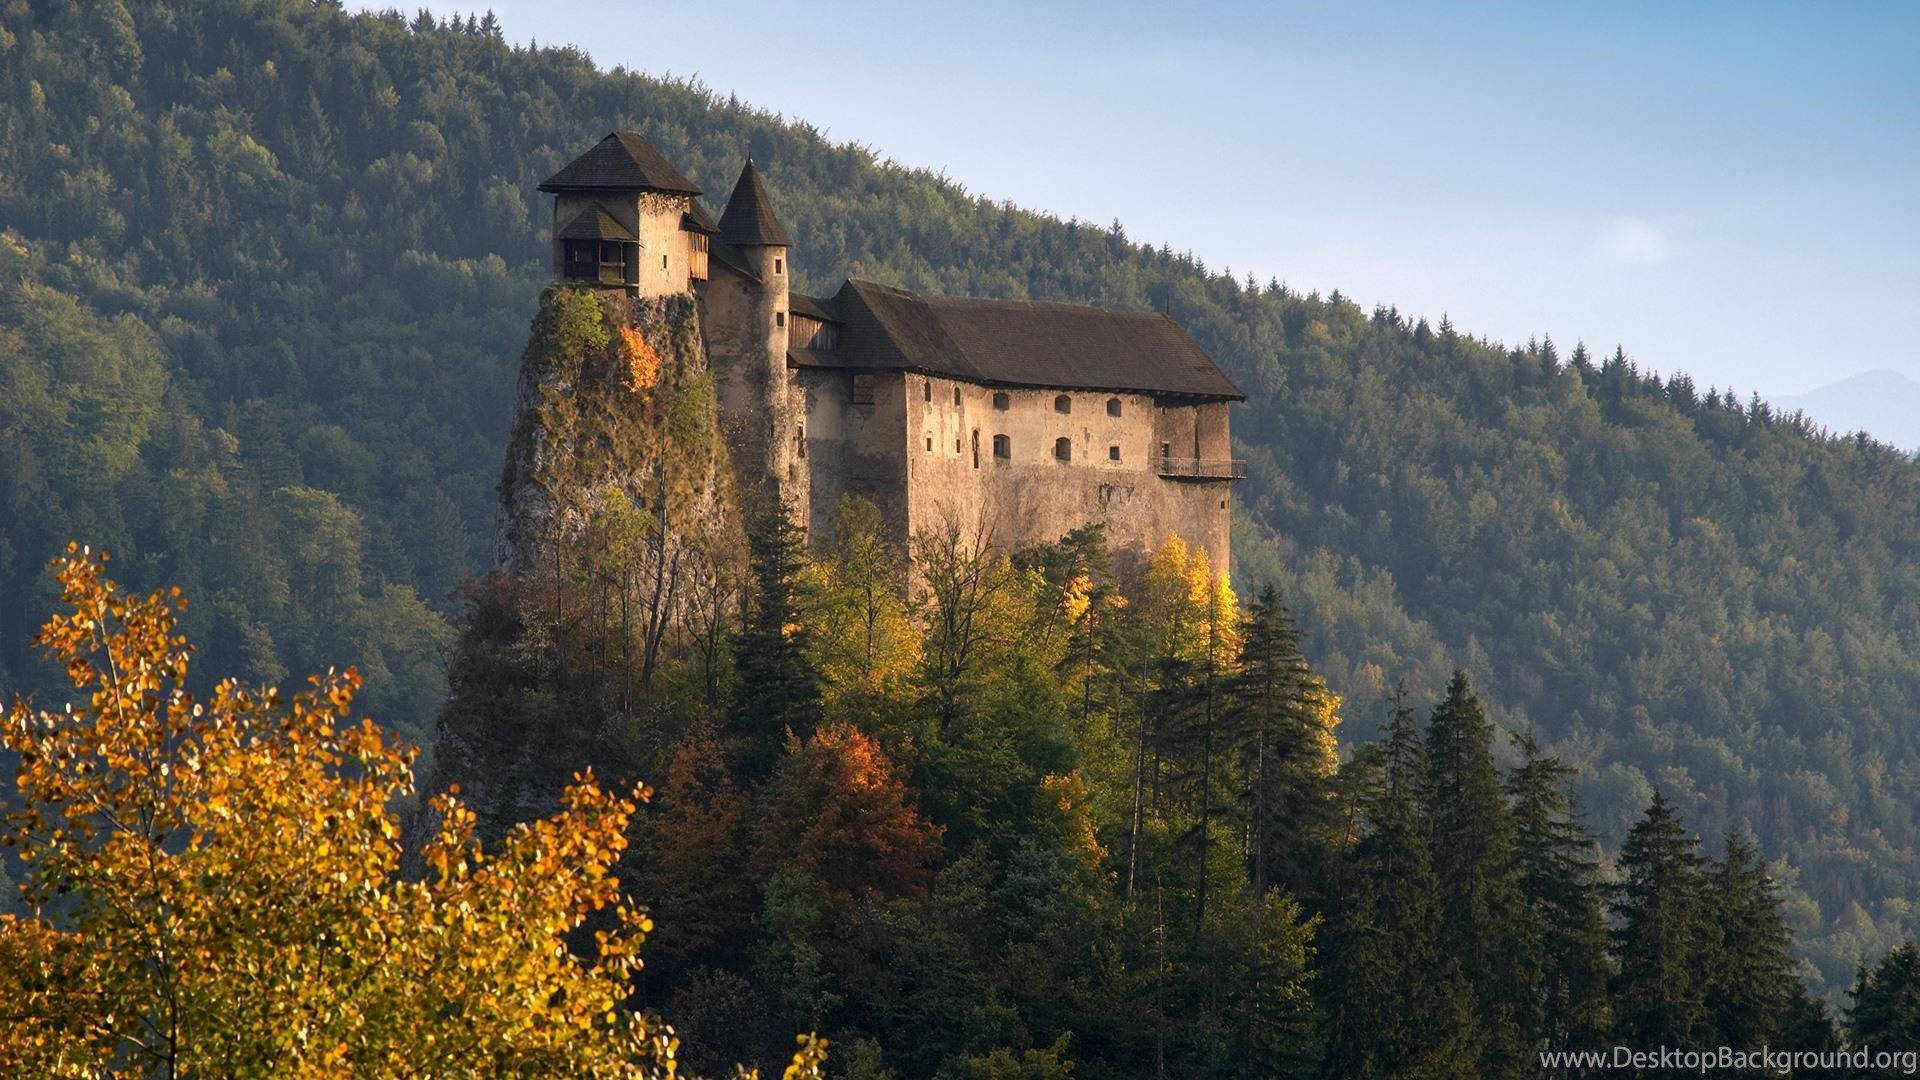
left=554, top=206, right=636, bottom=242
left=539, top=132, right=701, bottom=195
left=708, top=239, right=760, bottom=283
left=681, top=201, right=719, bottom=234
left=801, top=280, right=1242, bottom=400
left=718, top=159, right=790, bottom=247
left=789, top=293, right=841, bottom=324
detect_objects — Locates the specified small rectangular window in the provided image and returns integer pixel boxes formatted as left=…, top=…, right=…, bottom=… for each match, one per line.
left=661, top=254, right=669, bottom=269
left=1109, top=445, right=1121, bottom=461
left=953, top=387, right=962, bottom=406
left=993, top=434, right=1010, bottom=459
left=926, top=436, right=933, bottom=452
left=1160, top=442, right=1171, bottom=458
left=992, top=392, right=1010, bottom=411
left=776, top=311, right=786, bottom=327
left=924, top=381, right=933, bottom=402
left=775, top=258, right=784, bottom=274
left=851, top=374, right=875, bottom=405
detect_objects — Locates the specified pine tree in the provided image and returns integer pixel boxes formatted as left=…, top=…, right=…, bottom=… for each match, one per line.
left=1704, top=830, right=1797, bottom=1052
left=1423, top=671, right=1541, bottom=1076
left=1228, top=584, right=1340, bottom=905
left=728, top=507, right=822, bottom=779
left=1320, top=695, right=1479, bottom=1078
left=1610, top=791, right=1710, bottom=1054
left=1847, top=942, right=1920, bottom=1059
left=1506, top=732, right=1611, bottom=1053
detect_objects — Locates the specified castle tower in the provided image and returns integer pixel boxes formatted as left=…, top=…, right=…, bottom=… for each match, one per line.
left=537, top=132, right=704, bottom=297
left=706, top=158, right=808, bottom=522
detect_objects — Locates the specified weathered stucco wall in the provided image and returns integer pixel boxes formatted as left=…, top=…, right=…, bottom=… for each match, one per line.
left=798, top=368, right=910, bottom=543
left=549, top=191, right=694, bottom=298
left=697, top=247, right=805, bottom=519
left=797, top=369, right=1231, bottom=569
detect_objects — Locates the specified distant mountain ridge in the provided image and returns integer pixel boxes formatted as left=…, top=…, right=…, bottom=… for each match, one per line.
left=1771, top=368, right=1920, bottom=451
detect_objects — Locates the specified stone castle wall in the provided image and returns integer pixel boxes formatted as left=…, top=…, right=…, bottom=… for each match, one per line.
left=800, top=368, right=1231, bottom=569
left=549, top=191, right=695, bottom=299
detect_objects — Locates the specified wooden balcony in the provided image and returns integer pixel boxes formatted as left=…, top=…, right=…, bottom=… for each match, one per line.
left=1153, top=456, right=1246, bottom=480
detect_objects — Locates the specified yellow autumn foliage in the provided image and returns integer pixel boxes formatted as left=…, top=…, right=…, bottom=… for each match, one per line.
left=0, top=545, right=825, bottom=1079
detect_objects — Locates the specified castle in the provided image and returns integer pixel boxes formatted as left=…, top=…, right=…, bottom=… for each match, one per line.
left=540, top=132, right=1244, bottom=569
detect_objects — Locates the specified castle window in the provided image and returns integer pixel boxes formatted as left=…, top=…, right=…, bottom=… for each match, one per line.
left=796, top=425, right=806, bottom=458
left=972, top=430, right=980, bottom=468
left=953, top=387, right=962, bottom=406
left=775, top=258, right=783, bottom=274
left=993, top=434, right=1010, bottom=459
left=1107, top=397, right=1123, bottom=417
left=851, top=374, right=875, bottom=405
left=1109, top=445, right=1121, bottom=461
left=955, top=438, right=961, bottom=453
left=992, top=392, right=1010, bottom=411
left=1054, top=438, right=1072, bottom=462
left=1160, top=442, right=1171, bottom=458
left=1054, top=394, right=1072, bottom=414
left=661, top=254, right=668, bottom=269
left=776, top=311, right=786, bottom=327
left=926, top=436, right=933, bottom=452
left=600, top=242, right=622, bottom=266
left=924, top=381, right=932, bottom=402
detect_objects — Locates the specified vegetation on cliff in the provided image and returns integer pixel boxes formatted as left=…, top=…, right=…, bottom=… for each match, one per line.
left=6, top=0, right=1920, bottom=1018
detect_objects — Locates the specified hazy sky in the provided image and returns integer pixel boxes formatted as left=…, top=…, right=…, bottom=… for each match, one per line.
left=363, top=1, right=1917, bottom=398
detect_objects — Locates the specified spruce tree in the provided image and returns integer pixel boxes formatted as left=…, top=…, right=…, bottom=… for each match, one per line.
left=1847, top=942, right=1920, bottom=1059
left=1610, top=791, right=1710, bottom=1054
left=1320, top=695, right=1478, bottom=1078
left=1704, top=830, right=1797, bottom=1051
left=1229, top=584, right=1339, bottom=905
left=1506, top=731, right=1611, bottom=1053
left=727, top=507, right=822, bottom=779
left=1423, top=671, right=1541, bottom=1076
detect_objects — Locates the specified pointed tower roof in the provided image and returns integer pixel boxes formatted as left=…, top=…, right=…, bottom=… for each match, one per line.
left=538, top=132, right=701, bottom=195
left=717, top=158, right=790, bottom=247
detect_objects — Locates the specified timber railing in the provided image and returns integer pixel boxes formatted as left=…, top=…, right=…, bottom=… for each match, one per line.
left=1153, top=457, right=1247, bottom=480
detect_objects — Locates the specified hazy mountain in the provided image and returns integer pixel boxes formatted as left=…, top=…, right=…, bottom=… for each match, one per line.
left=1772, top=368, right=1920, bottom=451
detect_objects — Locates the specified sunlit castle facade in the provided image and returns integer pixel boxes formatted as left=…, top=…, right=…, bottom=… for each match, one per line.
left=540, top=132, right=1244, bottom=570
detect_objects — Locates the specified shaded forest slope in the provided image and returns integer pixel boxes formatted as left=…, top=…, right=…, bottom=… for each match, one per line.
left=2, top=0, right=1918, bottom=992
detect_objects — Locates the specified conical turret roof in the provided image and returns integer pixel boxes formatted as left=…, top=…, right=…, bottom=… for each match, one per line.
left=717, top=158, right=790, bottom=247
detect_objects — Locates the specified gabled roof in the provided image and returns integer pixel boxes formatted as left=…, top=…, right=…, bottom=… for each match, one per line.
left=800, top=280, right=1243, bottom=401
left=717, top=159, right=790, bottom=247
left=681, top=201, right=719, bottom=234
left=539, top=132, right=701, bottom=195
left=789, top=293, right=841, bottom=324
left=555, top=206, right=637, bottom=242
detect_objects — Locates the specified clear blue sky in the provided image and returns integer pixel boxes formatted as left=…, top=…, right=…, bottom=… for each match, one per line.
left=365, top=1, right=1918, bottom=398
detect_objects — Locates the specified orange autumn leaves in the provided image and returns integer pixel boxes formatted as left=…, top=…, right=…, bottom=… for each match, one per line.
left=619, top=322, right=662, bottom=394
left=0, top=545, right=823, bottom=1079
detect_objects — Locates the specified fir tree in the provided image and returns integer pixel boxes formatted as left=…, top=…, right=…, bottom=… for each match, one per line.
left=1228, top=584, right=1340, bottom=905
left=1423, top=671, right=1541, bottom=1076
left=1320, top=694, right=1478, bottom=1078
left=1611, top=791, right=1710, bottom=1055
left=727, top=507, right=822, bottom=779
left=1847, top=942, right=1920, bottom=1060
left=1506, top=731, right=1611, bottom=1053
left=1703, top=830, right=1797, bottom=1052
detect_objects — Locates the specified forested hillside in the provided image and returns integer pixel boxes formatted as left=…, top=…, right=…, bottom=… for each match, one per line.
left=4, top=0, right=1920, bottom=1002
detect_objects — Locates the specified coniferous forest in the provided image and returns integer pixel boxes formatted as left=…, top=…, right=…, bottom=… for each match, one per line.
left=6, top=1, right=1920, bottom=1074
